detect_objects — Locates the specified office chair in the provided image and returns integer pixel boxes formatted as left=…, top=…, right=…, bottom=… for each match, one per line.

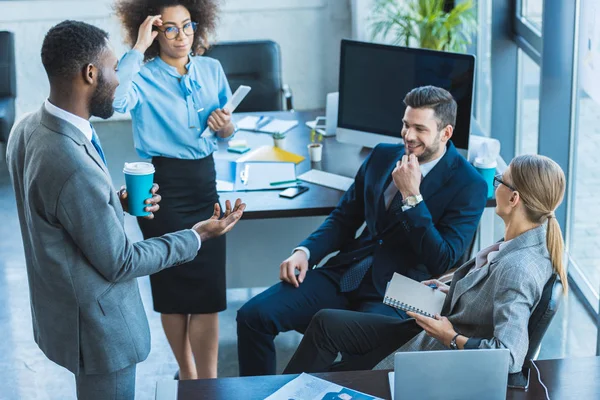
left=205, top=40, right=293, bottom=112
left=437, top=272, right=563, bottom=359
left=525, top=273, right=563, bottom=360
left=0, top=31, right=16, bottom=144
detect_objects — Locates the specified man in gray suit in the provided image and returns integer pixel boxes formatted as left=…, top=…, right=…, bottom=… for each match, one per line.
left=6, top=21, right=245, bottom=399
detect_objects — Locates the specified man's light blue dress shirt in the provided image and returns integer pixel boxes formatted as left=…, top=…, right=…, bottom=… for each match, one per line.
left=113, top=50, right=232, bottom=160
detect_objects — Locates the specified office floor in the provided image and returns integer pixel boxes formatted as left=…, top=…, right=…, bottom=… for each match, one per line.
left=0, top=120, right=597, bottom=400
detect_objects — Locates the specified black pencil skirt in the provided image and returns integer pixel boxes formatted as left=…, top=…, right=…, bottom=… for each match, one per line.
left=138, top=154, right=226, bottom=314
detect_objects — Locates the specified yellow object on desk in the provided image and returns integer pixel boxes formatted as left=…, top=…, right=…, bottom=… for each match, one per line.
left=236, top=145, right=305, bottom=164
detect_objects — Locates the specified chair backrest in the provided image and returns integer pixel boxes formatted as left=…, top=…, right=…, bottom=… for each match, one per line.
left=205, top=40, right=284, bottom=112
left=0, top=31, right=16, bottom=98
left=526, top=273, right=563, bottom=360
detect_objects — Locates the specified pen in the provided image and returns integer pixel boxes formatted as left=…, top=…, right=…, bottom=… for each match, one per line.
left=270, top=179, right=300, bottom=186
left=255, top=115, right=266, bottom=128
left=255, top=116, right=272, bottom=130
left=428, top=284, right=437, bottom=289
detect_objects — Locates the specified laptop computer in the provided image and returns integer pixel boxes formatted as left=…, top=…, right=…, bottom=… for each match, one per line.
left=389, top=349, right=510, bottom=400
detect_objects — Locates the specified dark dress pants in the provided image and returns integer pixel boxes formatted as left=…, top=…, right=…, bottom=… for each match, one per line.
left=283, top=309, right=422, bottom=374
left=236, top=267, right=407, bottom=376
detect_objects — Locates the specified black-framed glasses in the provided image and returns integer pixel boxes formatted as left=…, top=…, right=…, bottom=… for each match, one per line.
left=156, top=22, right=197, bottom=40
left=493, top=174, right=517, bottom=191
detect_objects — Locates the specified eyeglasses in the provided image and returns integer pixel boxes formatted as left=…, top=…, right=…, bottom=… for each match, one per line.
left=156, top=22, right=197, bottom=40
left=493, top=174, right=517, bottom=191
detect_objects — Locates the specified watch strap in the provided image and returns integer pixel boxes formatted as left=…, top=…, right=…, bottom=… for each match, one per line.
left=450, top=333, right=461, bottom=350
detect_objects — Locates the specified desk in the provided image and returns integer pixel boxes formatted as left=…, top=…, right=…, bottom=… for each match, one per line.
left=218, top=110, right=495, bottom=220
left=155, top=357, right=600, bottom=399
left=217, top=110, right=370, bottom=219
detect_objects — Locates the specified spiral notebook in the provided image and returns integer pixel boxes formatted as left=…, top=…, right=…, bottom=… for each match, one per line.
left=383, top=273, right=447, bottom=318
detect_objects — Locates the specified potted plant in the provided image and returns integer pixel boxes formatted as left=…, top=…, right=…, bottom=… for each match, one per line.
left=273, top=131, right=286, bottom=148
left=308, top=129, right=323, bottom=162
left=370, top=0, right=477, bottom=53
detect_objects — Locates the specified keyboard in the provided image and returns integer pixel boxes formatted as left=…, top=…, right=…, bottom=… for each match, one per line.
left=298, top=169, right=354, bottom=192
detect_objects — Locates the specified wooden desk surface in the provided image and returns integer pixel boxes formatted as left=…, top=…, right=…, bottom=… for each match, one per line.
left=217, top=110, right=495, bottom=220
left=156, top=357, right=600, bottom=400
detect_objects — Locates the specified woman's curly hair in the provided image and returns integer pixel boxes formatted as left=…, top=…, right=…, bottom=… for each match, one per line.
left=114, top=0, right=219, bottom=61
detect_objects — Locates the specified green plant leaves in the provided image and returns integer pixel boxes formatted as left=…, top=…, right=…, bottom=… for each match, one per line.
left=370, top=0, right=476, bottom=53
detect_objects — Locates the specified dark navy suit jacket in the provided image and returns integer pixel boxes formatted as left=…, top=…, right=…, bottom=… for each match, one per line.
left=298, top=141, right=488, bottom=296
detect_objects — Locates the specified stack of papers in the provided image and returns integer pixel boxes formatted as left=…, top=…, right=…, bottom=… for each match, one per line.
left=235, top=162, right=297, bottom=191
left=237, top=115, right=299, bottom=134
left=266, top=373, right=383, bottom=400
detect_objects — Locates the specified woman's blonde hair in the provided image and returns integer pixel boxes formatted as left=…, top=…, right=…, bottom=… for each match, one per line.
left=509, top=155, right=567, bottom=293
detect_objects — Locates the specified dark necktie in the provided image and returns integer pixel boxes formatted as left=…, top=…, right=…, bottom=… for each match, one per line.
left=388, top=191, right=404, bottom=214
left=339, top=255, right=374, bottom=292
left=91, top=127, right=107, bottom=166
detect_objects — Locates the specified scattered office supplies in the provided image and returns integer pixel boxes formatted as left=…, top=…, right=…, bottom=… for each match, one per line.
left=236, top=145, right=305, bottom=164
left=227, top=146, right=251, bottom=154
left=383, top=272, right=446, bottom=318
left=228, top=139, right=248, bottom=148
left=201, top=85, right=251, bottom=138
left=270, top=179, right=302, bottom=187
left=279, top=186, right=309, bottom=199
left=305, top=116, right=329, bottom=137
left=265, top=373, right=382, bottom=400
left=237, top=115, right=299, bottom=134
left=298, top=169, right=354, bottom=192
left=390, top=349, right=510, bottom=400
left=307, top=143, right=323, bottom=162
left=235, top=162, right=297, bottom=191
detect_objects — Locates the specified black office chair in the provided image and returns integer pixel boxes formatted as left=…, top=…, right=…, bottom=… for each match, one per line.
left=506, top=273, right=563, bottom=386
left=205, top=40, right=293, bottom=112
left=0, top=31, right=17, bottom=144
left=525, top=273, right=563, bottom=360
left=440, top=268, right=563, bottom=359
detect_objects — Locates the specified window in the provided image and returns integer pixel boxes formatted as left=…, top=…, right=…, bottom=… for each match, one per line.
left=520, top=0, right=543, bottom=32
left=569, top=1, right=600, bottom=299
left=515, top=49, right=540, bottom=155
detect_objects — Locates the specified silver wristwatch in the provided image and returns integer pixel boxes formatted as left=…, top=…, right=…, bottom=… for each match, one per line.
left=402, top=194, right=423, bottom=208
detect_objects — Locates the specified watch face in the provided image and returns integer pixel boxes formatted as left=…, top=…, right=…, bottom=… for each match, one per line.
left=404, top=196, right=417, bottom=206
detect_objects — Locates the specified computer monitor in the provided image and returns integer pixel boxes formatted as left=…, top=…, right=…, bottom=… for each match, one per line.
left=336, top=39, right=475, bottom=156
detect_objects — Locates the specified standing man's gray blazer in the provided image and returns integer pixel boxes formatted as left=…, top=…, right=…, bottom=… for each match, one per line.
left=7, top=106, right=200, bottom=375
left=376, top=225, right=553, bottom=373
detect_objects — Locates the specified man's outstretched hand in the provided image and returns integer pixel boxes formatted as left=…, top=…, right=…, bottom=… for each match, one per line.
left=192, top=199, right=246, bottom=241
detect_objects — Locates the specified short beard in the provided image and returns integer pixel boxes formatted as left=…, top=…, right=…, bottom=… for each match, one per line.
left=417, top=130, right=443, bottom=163
left=90, top=69, right=114, bottom=119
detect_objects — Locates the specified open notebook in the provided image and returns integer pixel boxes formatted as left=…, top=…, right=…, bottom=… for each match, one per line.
left=383, top=273, right=447, bottom=318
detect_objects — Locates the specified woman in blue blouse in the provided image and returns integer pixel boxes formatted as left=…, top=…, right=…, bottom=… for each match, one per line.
left=113, top=0, right=233, bottom=379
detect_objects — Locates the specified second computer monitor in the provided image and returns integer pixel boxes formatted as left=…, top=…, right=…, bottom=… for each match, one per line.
left=336, top=39, right=475, bottom=155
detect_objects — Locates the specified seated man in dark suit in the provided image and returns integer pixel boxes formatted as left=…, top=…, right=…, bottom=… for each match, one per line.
left=236, top=86, right=488, bottom=376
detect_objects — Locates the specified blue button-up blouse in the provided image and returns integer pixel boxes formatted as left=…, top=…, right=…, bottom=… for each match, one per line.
left=113, top=50, right=232, bottom=160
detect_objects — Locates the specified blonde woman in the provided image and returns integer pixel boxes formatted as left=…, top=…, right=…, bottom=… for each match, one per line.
left=284, top=154, right=567, bottom=375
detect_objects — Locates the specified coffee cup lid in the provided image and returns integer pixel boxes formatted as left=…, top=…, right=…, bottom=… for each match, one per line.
left=473, top=157, right=497, bottom=169
left=123, top=162, right=155, bottom=175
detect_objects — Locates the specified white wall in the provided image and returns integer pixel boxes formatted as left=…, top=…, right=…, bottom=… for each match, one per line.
left=0, top=0, right=352, bottom=118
